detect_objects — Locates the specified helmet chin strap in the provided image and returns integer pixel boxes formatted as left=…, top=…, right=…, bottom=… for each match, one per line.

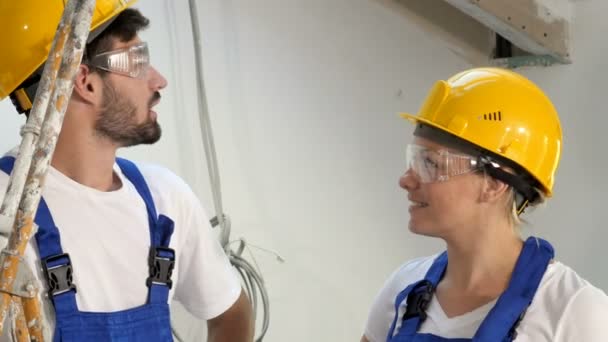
left=9, top=72, right=41, bottom=115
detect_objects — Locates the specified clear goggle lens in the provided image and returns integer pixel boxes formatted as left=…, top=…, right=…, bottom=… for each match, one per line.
left=405, top=144, right=481, bottom=183
left=89, top=42, right=150, bottom=78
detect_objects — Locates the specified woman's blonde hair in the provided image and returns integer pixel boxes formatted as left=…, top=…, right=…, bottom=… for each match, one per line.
left=506, top=186, right=546, bottom=228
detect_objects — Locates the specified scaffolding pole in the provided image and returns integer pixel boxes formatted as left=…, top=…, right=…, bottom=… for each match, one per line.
left=0, top=0, right=96, bottom=340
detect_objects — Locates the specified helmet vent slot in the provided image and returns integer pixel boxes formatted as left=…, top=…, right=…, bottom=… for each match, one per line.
left=483, top=111, right=502, bottom=121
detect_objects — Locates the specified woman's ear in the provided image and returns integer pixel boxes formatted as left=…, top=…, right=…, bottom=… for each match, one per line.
left=72, top=64, right=101, bottom=105
left=481, top=173, right=511, bottom=204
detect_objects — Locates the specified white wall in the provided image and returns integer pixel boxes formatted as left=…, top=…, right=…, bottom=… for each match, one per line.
left=1, top=0, right=606, bottom=341
left=521, top=0, right=608, bottom=289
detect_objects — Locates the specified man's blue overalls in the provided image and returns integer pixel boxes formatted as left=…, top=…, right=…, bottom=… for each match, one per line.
left=386, top=237, right=554, bottom=342
left=0, top=156, right=175, bottom=341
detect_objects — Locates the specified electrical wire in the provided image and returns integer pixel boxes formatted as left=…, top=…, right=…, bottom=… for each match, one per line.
left=187, top=0, right=229, bottom=250
left=186, top=0, right=276, bottom=340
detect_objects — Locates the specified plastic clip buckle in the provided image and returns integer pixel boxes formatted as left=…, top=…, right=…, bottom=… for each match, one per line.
left=147, top=246, right=175, bottom=289
left=403, top=280, right=434, bottom=321
left=42, top=253, right=76, bottom=296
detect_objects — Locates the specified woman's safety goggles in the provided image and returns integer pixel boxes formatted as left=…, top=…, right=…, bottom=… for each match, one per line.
left=88, top=42, right=150, bottom=78
left=405, top=144, right=484, bottom=183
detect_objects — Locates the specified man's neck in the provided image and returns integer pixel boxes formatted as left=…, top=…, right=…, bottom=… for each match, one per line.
left=51, top=130, right=122, bottom=192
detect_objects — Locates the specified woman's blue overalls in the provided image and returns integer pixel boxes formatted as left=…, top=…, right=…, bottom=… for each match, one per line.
left=386, top=237, right=554, bottom=342
left=0, top=156, right=175, bottom=341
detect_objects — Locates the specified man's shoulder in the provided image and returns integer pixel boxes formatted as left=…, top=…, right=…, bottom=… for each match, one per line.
left=122, top=159, right=190, bottom=192
left=120, top=159, right=201, bottom=215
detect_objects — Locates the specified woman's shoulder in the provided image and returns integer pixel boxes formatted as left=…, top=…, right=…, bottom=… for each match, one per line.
left=370, top=253, right=443, bottom=310
left=385, top=254, right=440, bottom=288
left=364, top=253, right=443, bottom=342
left=527, top=260, right=608, bottom=340
left=537, top=260, right=602, bottom=300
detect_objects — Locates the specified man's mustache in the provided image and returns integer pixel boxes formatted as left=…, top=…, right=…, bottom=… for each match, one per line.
left=149, top=92, right=161, bottom=108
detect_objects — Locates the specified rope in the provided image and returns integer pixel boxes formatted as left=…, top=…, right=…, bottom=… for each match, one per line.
left=19, top=122, right=42, bottom=137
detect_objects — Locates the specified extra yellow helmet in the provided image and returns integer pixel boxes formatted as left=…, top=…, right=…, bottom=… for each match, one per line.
left=0, top=0, right=137, bottom=111
left=401, top=67, right=562, bottom=200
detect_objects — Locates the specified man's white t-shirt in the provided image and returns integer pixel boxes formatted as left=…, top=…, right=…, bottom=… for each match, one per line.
left=365, top=253, right=608, bottom=342
left=0, top=154, right=241, bottom=339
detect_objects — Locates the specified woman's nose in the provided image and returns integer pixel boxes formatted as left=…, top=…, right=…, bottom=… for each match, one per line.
left=399, top=168, right=420, bottom=192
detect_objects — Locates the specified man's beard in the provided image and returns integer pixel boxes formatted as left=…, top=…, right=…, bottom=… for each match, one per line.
left=94, top=78, right=161, bottom=147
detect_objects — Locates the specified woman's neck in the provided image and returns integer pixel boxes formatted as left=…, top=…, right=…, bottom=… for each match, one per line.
left=442, top=221, right=523, bottom=295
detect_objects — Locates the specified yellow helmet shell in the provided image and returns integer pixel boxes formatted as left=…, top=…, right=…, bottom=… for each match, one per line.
left=0, top=0, right=137, bottom=99
left=401, top=67, right=562, bottom=197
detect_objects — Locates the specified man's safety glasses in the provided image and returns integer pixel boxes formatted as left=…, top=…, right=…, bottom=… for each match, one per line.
left=87, top=42, right=150, bottom=78
left=405, top=144, right=484, bottom=183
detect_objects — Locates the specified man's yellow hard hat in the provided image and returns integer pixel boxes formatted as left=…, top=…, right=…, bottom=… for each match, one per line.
left=0, top=0, right=137, bottom=102
left=401, top=67, right=562, bottom=197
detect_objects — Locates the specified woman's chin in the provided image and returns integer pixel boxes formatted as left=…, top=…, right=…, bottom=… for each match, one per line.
left=408, top=221, right=437, bottom=237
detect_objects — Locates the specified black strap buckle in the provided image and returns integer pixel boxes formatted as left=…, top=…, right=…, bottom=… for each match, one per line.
left=508, top=306, right=528, bottom=340
left=147, top=247, right=175, bottom=289
left=403, top=280, right=434, bottom=322
left=42, top=253, right=77, bottom=296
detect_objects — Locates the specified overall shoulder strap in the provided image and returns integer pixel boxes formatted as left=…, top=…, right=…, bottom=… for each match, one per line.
left=474, top=237, right=554, bottom=341
left=386, top=252, right=447, bottom=341
left=115, top=158, right=176, bottom=303
left=0, top=156, right=14, bottom=175
left=115, top=158, right=162, bottom=245
left=0, top=156, right=78, bottom=315
left=0, top=156, right=64, bottom=256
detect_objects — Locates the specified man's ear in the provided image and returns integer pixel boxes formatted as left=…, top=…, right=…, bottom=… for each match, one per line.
left=72, top=64, right=101, bottom=104
left=481, top=173, right=511, bottom=204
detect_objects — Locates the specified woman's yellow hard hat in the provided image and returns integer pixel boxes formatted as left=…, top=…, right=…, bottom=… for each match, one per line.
left=401, top=67, right=562, bottom=197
